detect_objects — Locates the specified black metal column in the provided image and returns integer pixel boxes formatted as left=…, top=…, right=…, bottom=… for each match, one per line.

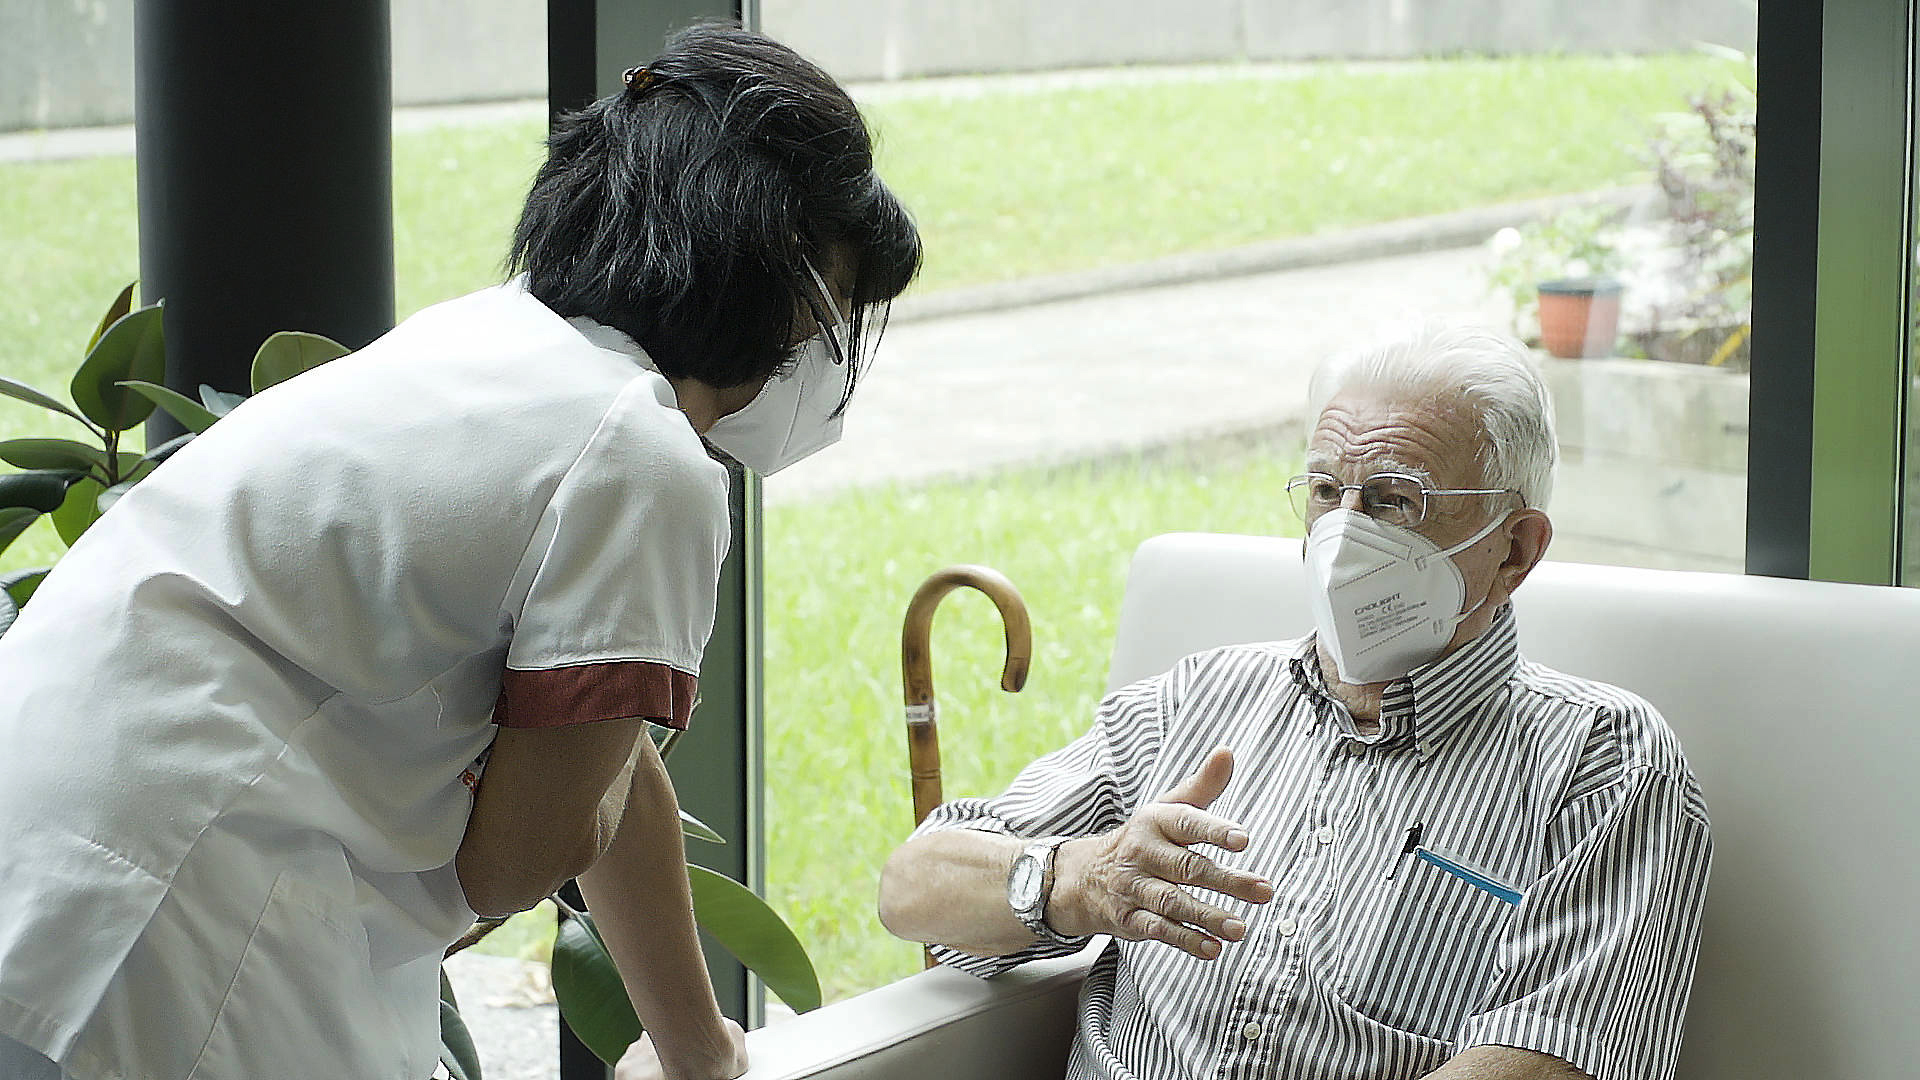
left=1745, top=0, right=1823, bottom=578
left=548, top=3, right=756, bottom=1077
left=134, top=0, right=394, bottom=438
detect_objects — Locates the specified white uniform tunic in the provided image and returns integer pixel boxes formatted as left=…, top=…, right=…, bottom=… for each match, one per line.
left=0, top=282, right=730, bottom=1079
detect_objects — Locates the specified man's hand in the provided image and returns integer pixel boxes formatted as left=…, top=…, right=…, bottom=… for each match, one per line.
left=1049, top=747, right=1274, bottom=959
left=613, top=1018, right=748, bottom=1080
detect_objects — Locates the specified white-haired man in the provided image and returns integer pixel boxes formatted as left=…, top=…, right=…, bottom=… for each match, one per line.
left=879, top=323, right=1711, bottom=1080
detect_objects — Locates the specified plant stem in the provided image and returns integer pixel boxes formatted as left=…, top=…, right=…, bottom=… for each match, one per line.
left=443, top=916, right=510, bottom=959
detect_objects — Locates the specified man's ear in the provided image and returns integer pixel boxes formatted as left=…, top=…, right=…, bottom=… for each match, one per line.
left=1490, top=508, right=1553, bottom=603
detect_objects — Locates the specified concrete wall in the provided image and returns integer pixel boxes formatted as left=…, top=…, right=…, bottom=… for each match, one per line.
left=766, top=0, right=1756, bottom=83
left=1540, top=355, right=1748, bottom=574
left=2, top=0, right=546, bottom=133
left=3, top=0, right=1754, bottom=133
left=1, top=0, right=133, bottom=131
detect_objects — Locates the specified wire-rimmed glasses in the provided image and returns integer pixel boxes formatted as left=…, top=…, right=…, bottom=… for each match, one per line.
left=1285, top=471, right=1520, bottom=529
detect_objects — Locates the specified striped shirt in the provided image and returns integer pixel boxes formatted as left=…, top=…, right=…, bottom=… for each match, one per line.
left=916, top=604, right=1711, bottom=1080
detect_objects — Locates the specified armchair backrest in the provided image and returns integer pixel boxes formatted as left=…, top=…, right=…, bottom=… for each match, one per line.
left=1107, top=532, right=1920, bottom=1080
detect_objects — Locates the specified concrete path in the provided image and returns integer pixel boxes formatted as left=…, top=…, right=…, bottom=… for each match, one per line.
left=774, top=244, right=1510, bottom=504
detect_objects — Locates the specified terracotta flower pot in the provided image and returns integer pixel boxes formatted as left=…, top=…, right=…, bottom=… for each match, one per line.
left=1536, top=277, right=1624, bottom=359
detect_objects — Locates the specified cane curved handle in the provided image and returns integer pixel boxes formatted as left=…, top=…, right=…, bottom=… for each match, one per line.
left=901, top=565, right=1033, bottom=828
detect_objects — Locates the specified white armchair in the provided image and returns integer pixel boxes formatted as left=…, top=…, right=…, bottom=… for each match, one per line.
left=743, top=533, right=1920, bottom=1080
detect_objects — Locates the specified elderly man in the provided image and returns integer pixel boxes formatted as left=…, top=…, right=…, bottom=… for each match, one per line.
left=878, top=322, right=1711, bottom=1080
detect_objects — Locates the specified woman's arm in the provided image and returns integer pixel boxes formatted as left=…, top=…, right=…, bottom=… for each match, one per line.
left=456, top=718, right=645, bottom=918
left=577, top=734, right=746, bottom=1080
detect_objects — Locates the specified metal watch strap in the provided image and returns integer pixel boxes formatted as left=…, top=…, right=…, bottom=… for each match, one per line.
left=1011, top=835, right=1078, bottom=946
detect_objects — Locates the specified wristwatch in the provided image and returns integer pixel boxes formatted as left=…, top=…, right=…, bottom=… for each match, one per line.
left=1006, top=835, right=1078, bottom=946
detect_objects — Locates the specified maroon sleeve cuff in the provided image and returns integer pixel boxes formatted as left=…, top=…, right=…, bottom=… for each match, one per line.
left=494, top=660, right=699, bottom=730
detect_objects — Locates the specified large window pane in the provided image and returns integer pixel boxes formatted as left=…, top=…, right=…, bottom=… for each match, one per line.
left=765, top=9, right=1758, bottom=1001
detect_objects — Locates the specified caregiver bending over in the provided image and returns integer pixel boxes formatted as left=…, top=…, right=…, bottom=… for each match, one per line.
left=0, top=25, right=918, bottom=1080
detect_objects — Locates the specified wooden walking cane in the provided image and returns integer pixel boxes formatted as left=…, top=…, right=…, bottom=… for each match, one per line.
left=901, top=565, right=1033, bottom=967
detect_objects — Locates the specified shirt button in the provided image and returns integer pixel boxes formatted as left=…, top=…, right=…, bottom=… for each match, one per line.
left=1242, top=1021, right=1264, bottom=1041
left=1276, top=917, right=1298, bottom=937
left=1342, top=741, right=1366, bottom=757
left=1314, top=825, right=1336, bottom=844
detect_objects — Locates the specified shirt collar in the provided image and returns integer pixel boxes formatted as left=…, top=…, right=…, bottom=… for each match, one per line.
left=1289, top=603, right=1520, bottom=759
left=561, top=313, right=678, bottom=411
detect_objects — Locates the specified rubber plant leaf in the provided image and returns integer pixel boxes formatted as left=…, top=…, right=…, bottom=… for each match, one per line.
left=0, top=438, right=109, bottom=476
left=142, top=433, right=195, bottom=467
left=120, top=381, right=220, bottom=434
left=98, top=458, right=155, bottom=514
left=50, top=478, right=104, bottom=547
left=252, top=331, right=350, bottom=394
left=689, top=865, right=822, bottom=1014
left=550, top=913, right=642, bottom=1066
left=0, top=377, right=93, bottom=429
left=680, top=810, right=725, bottom=844
left=88, top=283, right=136, bottom=353
left=438, top=967, right=483, bottom=1080
left=0, top=471, right=84, bottom=513
left=2, top=568, right=48, bottom=607
left=198, top=385, right=246, bottom=418
left=72, top=303, right=165, bottom=432
left=0, top=508, right=38, bottom=558
left=98, top=479, right=137, bottom=516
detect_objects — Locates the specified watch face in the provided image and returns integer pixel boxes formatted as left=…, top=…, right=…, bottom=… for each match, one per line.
left=1009, top=856, right=1042, bottom=909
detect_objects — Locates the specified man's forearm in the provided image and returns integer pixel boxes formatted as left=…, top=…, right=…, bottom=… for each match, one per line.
left=877, top=830, right=1038, bottom=955
left=577, top=736, right=736, bottom=1078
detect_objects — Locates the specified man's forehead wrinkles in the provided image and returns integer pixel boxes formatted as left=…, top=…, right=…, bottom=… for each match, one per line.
left=1308, top=429, right=1446, bottom=480
left=1304, top=451, right=1432, bottom=484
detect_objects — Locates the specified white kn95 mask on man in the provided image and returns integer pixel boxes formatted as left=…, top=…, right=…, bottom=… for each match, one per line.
left=1304, top=507, right=1512, bottom=684
left=704, top=264, right=852, bottom=476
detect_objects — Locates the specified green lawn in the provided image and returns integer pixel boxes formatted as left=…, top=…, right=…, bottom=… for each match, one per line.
left=870, top=54, right=1742, bottom=291
left=2, top=53, right=1747, bottom=997
left=2, top=55, right=1744, bottom=577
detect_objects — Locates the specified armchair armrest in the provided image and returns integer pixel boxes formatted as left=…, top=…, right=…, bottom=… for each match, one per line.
left=740, top=944, right=1101, bottom=1080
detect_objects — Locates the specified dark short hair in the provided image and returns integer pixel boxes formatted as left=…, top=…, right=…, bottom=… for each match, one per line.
left=509, top=23, right=921, bottom=404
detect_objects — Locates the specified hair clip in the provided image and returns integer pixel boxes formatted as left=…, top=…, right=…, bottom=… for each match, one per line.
left=622, top=65, right=659, bottom=93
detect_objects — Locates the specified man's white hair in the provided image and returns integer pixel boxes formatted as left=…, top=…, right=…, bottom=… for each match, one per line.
left=1306, top=320, right=1558, bottom=510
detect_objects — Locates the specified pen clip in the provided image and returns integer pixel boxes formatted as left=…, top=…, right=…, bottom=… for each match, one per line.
left=1386, top=821, right=1423, bottom=881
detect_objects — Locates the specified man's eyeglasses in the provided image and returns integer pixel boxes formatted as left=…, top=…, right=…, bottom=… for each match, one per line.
left=1285, top=471, right=1521, bottom=529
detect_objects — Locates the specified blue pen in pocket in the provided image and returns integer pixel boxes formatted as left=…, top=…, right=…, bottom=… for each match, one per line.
left=1410, top=845, right=1524, bottom=906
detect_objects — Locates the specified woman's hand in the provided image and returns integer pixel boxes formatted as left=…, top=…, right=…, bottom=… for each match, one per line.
left=613, top=1019, right=749, bottom=1080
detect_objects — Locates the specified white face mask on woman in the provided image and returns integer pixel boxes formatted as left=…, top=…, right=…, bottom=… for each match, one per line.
left=704, top=264, right=852, bottom=476
left=1304, top=507, right=1510, bottom=684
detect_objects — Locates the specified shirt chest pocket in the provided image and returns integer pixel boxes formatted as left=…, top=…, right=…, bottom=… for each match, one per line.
left=1329, top=852, right=1518, bottom=1039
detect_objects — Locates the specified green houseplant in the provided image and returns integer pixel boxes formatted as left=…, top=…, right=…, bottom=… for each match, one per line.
left=1485, top=204, right=1628, bottom=359
left=1, top=288, right=822, bottom=1079
left=1638, top=76, right=1754, bottom=368
left=0, top=284, right=352, bottom=629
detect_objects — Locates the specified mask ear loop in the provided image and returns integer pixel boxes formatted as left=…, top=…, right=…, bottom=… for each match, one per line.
left=802, top=261, right=851, bottom=367
left=1433, top=506, right=1519, bottom=625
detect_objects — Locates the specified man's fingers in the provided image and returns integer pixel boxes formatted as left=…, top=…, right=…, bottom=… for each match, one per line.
left=1151, top=802, right=1250, bottom=853
left=1132, top=879, right=1249, bottom=942
left=1118, top=906, right=1224, bottom=960
left=1138, top=842, right=1274, bottom=905
left=1160, top=747, right=1235, bottom=810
